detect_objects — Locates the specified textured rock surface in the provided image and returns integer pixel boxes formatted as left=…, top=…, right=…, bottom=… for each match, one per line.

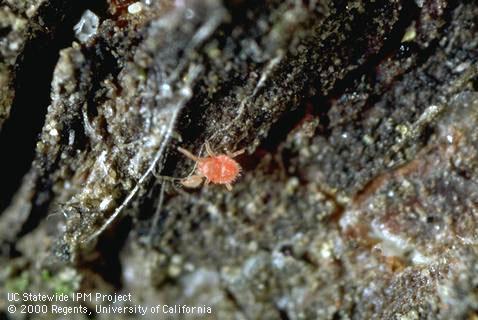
left=1, top=0, right=478, bottom=319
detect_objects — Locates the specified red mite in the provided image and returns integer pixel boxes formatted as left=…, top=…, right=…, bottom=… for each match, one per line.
left=177, top=142, right=244, bottom=191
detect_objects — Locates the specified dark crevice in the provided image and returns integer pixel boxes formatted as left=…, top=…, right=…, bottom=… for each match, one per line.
left=223, top=287, right=249, bottom=319
left=325, top=0, right=421, bottom=100
left=85, top=40, right=121, bottom=104
left=0, top=26, right=11, bottom=38
left=278, top=308, right=291, bottom=320
left=81, top=216, right=132, bottom=289
left=362, top=1, right=459, bottom=121
left=0, top=1, right=107, bottom=232
left=349, top=0, right=460, bottom=127
left=258, top=103, right=308, bottom=153
left=256, top=0, right=422, bottom=155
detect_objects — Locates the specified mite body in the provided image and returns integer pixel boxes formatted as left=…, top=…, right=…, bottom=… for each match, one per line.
left=177, top=142, right=244, bottom=191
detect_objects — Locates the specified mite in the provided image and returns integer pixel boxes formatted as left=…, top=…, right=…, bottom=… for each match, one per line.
left=177, top=142, right=244, bottom=191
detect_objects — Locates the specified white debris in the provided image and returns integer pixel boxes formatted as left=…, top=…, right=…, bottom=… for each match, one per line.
left=68, top=130, right=75, bottom=145
left=74, top=10, right=99, bottom=43
left=185, top=8, right=195, bottom=19
left=128, top=2, right=143, bottom=14
left=179, top=86, right=192, bottom=98
left=454, top=61, right=470, bottom=73
left=160, top=83, right=172, bottom=97
left=99, top=196, right=113, bottom=211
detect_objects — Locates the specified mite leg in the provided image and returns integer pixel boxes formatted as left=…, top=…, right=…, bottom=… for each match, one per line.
left=229, top=149, right=245, bottom=158
left=205, top=141, right=216, bottom=157
left=180, top=175, right=204, bottom=188
left=225, top=183, right=232, bottom=191
left=178, top=146, right=200, bottom=161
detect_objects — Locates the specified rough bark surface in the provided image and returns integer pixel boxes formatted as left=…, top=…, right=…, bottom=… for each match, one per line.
left=1, top=0, right=478, bottom=319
